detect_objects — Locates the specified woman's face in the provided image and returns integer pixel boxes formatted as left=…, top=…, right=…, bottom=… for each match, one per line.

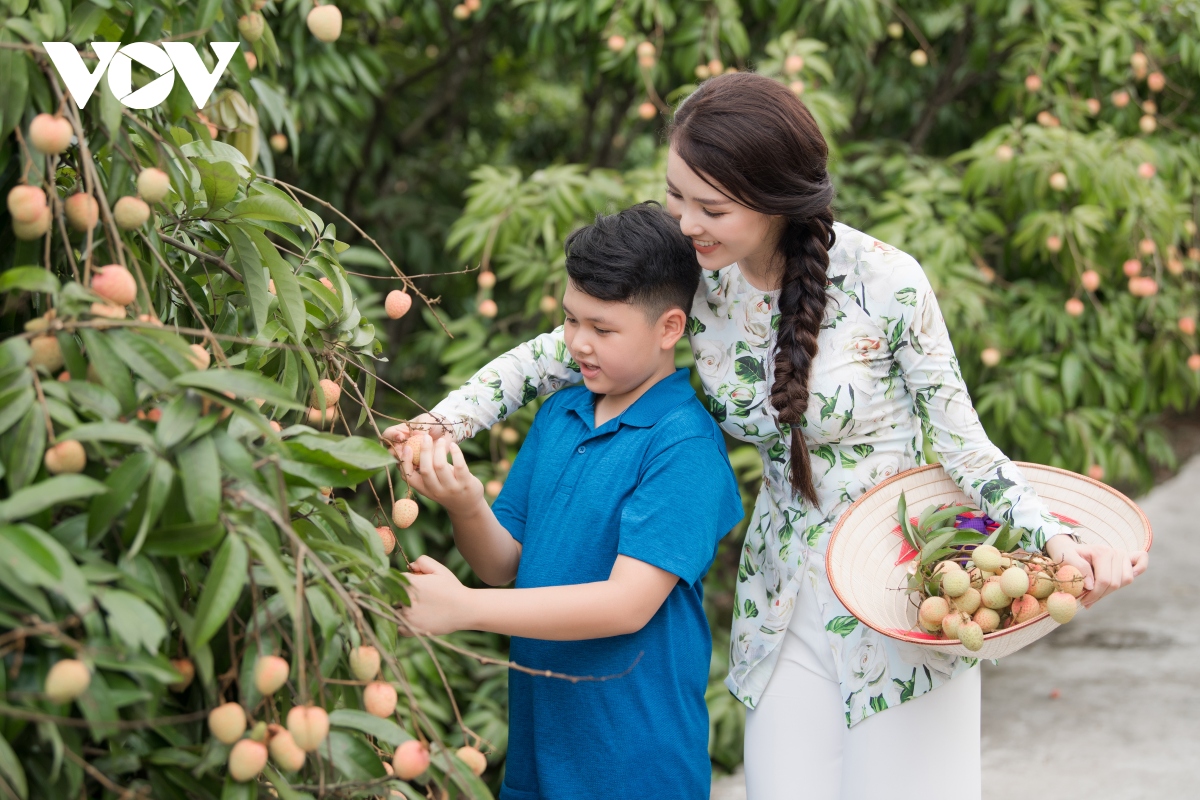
left=665, top=146, right=783, bottom=273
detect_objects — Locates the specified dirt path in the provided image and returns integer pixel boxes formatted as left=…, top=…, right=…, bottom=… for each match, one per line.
left=712, top=454, right=1200, bottom=799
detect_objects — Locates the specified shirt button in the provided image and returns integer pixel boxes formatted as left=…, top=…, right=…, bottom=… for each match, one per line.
left=577, top=445, right=586, bottom=454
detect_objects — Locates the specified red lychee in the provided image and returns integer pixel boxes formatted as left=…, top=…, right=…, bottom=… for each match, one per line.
left=1081, top=270, right=1101, bottom=292
left=1055, top=564, right=1085, bottom=597
left=1011, top=594, right=1041, bottom=624
left=376, top=525, right=396, bottom=555
left=91, top=264, right=138, bottom=306
left=385, top=290, right=412, bottom=319
left=169, top=658, right=195, bottom=692
left=392, top=740, right=431, bottom=780
left=364, top=681, right=398, bottom=718
left=1065, top=298, right=1085, bottom=317
left=29, top=114, right=73, bottom=154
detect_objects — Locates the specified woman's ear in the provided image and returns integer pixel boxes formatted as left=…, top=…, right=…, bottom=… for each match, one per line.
left=659, top=307, right=688, bottom=350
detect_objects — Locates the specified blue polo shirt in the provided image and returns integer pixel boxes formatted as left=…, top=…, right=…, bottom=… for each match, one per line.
left=490, top=368, right=743, bottom=800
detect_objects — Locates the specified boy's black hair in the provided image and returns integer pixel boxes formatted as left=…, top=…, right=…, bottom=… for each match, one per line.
left=563, top=201, right=700, bottom=318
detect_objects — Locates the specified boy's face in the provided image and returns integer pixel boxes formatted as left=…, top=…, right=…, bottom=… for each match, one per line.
left=562, top=282, right=684, bottom=397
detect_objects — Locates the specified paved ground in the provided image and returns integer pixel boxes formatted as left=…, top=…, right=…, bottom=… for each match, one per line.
left=712, top=455, right=1200, bottom=799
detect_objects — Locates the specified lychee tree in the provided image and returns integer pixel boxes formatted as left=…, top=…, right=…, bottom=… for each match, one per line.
left=0, top=2, right=498, bottom=798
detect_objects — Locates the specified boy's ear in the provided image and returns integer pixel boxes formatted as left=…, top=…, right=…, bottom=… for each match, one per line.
left=658, top=307, right=687, bottom=350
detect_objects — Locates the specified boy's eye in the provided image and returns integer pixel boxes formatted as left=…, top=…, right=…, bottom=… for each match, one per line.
left=594, top=328, right=611, bottom=335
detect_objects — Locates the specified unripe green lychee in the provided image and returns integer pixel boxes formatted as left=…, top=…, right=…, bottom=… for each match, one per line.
left=941, top=569, right=971, bottom=598
left=952, top=587, right=982, bottom=616
left=29, top=114, right=73, bottom=154
left=972, top=544, right=1002, bottom=572
left=228, top=738, right=268, bottom=782
left=349, top=645, right=381, bottom=681
left=254, top=655, right=290, bottom=695
left=113, top=195, right=150, bottom=229
left=958, top=621, right=984, bottom=652
left=44, top=659, right=91, bottom=703
left=307, top=4, right=343, bottom=42
left=44, top=440, right=86, bottom=474
left=30, top=335, right=64, bottom=372
left=1029, top=567, right=1055, bottom=599
left=385, top=290, right=412, bottom=319
left=91, top=264, right=138, bottom=306
left=238, top=12, right=265, bottom=42
left=267, top=725, right=306, bottom=772
left=980, top=578, right=1012, bottom=610
left=1046, top=591, right=1078, bottom=624
left=65, top=193, right=99, bottom=231
left=7, top=185, right=47, bottom=223
left=456, top=745, right=487, bottom=776
left=392, top=498, right=418, bottom=528
left=13, top=205, right=51, bottom=239
left=1000, top=565, right=1031, bottom=599
left=973, top=607, right=1000, bottom=633
left=363, top=680, right=398, bottom=718
left=918, top=596, right=950, bottom=632
left=137, top=168, right=171, bottom=204
left=208, top=702, right=247, bottom=744
left=286, top=705, right=330, bottom=752
left=392, top=740, right=430, bottom=780
left=1011, top=594, right=1041, bottom=624
left=1055, top=564, right=1085, bottom=597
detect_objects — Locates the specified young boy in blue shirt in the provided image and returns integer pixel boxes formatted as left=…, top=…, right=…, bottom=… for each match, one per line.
left=398, top=202, right=744, bottom=800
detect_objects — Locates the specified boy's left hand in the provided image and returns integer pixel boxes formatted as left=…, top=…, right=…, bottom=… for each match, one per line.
left=401, top=556, right=473, bottom=636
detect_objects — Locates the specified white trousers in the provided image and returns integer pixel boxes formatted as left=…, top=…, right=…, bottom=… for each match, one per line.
left=743, top=574, right=981, bottom=800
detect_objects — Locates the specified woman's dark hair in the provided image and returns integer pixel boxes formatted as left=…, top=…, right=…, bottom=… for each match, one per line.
left=564, top=200, right=700, bottom=318
left=669, top=72, right=836, bottom=505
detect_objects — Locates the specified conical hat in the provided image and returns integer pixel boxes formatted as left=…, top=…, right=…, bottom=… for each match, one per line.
left=825, top=462, right=1152, bottom=659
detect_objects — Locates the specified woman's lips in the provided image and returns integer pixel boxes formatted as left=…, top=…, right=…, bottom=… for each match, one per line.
left=693, top=239, right=720, bottom=255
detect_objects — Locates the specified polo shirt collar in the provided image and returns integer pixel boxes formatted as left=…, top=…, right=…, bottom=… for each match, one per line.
left=563, top=368, right=695, bottom=430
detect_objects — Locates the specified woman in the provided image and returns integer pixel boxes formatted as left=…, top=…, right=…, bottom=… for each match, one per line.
left=385, top=73, right=1146, bottom=798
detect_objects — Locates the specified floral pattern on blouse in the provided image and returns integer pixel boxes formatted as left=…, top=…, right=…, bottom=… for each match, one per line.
left=428, top=222, right=1072, bottom=727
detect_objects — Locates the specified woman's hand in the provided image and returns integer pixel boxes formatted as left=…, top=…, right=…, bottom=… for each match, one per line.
left=382, top=412, right=455, bottom=459
left=1044, top=535, right=1148, bottom=608
left=400, top=433, right=486, bottom=518
left=400, top=556, right=473, bottom=636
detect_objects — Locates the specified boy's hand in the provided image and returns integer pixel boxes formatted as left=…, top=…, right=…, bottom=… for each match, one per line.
left=401, top=556, right=473, bottom=636
left=383, top=413, right=455, bottom=455
left=401, top=433, right=486, bottom=517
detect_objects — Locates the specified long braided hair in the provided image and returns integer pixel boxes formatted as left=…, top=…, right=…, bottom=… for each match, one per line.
left=669, top=73, right=836, bottom=505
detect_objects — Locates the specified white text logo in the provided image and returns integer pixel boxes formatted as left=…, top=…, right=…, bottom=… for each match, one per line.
left=43, top=41, right=239, bottom=110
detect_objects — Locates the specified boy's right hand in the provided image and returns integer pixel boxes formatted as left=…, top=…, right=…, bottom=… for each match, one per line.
left=400, top=433, right=486, bottom=517
left=382, top=413, right=455, bottom=459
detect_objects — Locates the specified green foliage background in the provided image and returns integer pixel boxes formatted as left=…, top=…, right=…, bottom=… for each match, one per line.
left=3, top=0, right=1200, bottom=795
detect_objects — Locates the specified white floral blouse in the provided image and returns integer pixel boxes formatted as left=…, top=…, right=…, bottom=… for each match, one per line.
left=429, top=222, right=1072, bottom=727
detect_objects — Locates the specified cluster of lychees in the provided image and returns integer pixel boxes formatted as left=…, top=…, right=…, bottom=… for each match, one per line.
left=916, top=544, right=1084, bottom=651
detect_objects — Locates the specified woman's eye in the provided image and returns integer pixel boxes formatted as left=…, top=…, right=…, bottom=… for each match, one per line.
left=666, top=188, right=681, bottom=198
left=703, top=209, right=725, bottom=218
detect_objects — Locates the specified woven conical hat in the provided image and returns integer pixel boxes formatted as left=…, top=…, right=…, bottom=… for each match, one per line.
left=825, top=462, right=1152, bottom=659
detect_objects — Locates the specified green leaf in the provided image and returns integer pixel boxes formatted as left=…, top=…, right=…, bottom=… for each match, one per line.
left=229, top=194, right=307, bottom=226
left=824, top=616, right=859, bottom=637
left=326, top=731, right=388, bottom=782
left=245, top=226, right=305, bottom=344
left=180, top=436, right=221, bottom=523
left=286, top=435, right=394, bottom=471
left=79, top=329, right=136, bottom=412
left=329, top=710, right=412, bottom=746
left=0, top=733, right=28, bottom=800
left=243, top=528, right=296, bottom=621
left=142, top=521, right=226, bottom=556
left=0, top=266, right=59, bottom=295
left=194, top=158, right=241, bottom=212
left=88, top=452, right=154, bottom=539
left=226, top=225, right=271, bottom=334
left=155, top=393, right=202, bottom=450
left=97, top=588, right=168, bottom=655
left=2, top=404, right=44, bottom=492
left=0, top=524, right=60, bottom=586
left=173, top=369, right=304, bottom=410
left=191, top=532, right=248, bottom=648
left=0, top=474, right=108, bottom=523
left=64, top=421, right=156, bottom=448
left=0, top=385, right=34, bottom=438
left=919, top=529, right=958, bottom=563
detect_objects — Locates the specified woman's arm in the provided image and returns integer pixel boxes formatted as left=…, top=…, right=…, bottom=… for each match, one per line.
left=384, top=327, right=580, bottom=444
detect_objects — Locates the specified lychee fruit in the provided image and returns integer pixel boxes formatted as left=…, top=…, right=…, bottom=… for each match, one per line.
left=1048, top=172, right=1068, bottom=191
left=952, top=586, right=982, bottom=616
left=267, top=725, right=306, bottom=772
left=113, top=196, right=150, bottom=229
left=1181, top=318, right=1197, bottom=335
left=1085, top=97, right=1101, bottom=115
left=393, top=740, right=431, bottom=780
left=456, top=746, right=487, bottom=776
left=269, top=420, right=282, bottom=432
left=376, top=526, right=396, bottom=555
left=887, top=21, right=903, bottom=38
left=910, top=49, right=928, bottom=67
left=941, top=569, right=971, bottom=598
left=254, top=655, right=290, bottom=695
left=1029, top=568, right=1055, bottom=599
left=91, top=264, right=138, bottom=306
left=995, top=145, right=1014, bottom=162
left=941, top=611, right=966, bottom=639
left=1046, top=591, right=1079, bottom=624
left=1139, top=115, right=1157, bottom=133
left=538, top=295, right=558, bottom=314
left=980, top=347, right=1001, bottom=367
left=169, top=658, right=195, bottom=692
left=638, top=102, right=657, bottom=120
left=65, top=193, right=99, bottom=231
left=385, top=290, right=412, bottom=319
left=607, top=35, right=626, bottom=52
left=1088, top=463, right=1106, bottom=479
left=477, top=271, right=496, bottom=288
left=44, top=659, right=91, bottom=703
left=405, top=437, right=424, bottom=468
left=918, top=596, right=950, bottom=632
left=958, top=621, right=985, bottom=652
left=30, top=335, right=64, bottom=372
left=392, top=498, right=418, bottom=528
left=1011, top=594, right=1041, bottom=624
left=788, top=79, right=805, bottom=95
left=973, top=607, right=1000, bottom=633
left=238, top=12, right=265, bottom=42
left=636, top=41, right=656, bottom=59
left=981, top=578, right=1012, bottom=610
left=44, top=440, right=87, bottom=474
left=1148, top=71, right=1165, bottom=92
left=1000, top=565, right=1031, bottom=599
left=1024, top=74, right=1042, bottom=92
left=228, top=739, right=268, bottom=782
left=349, top=645, right=381, bottom=681
left=452, top=3, right=470, bottom=19
left=136, top=168, right=171, bottom=204
left=312, top=378, right=341, bottom=407
left=1065, top=297, right=1085, bottom=317
left=1167, top=258, right=1185, bottom=275
left=785, top=54, right=804, bottom=74
left=971, top=544, right=1002, bottom=572
left=287, top=705, right=330, bottom=752
left=1081, top=270, right=1101, bottom=292
left=7, top=185, right=47, bottom=223
left=269, top=133, right=287, bottom=153
left=29, top=114, right=73, bottom=154
left=244, top=51, right=258, bottom=71
left=318, top=276, right=336, bottom=293
left=1137, top=162, right=1156, bottom=179
left=307, top=405, right=338, bottom=427
left=1055, top=564, right=1085, bottom=597
left=307, top=4, right=343, bottom=42
left=1046, top=235, right=1062, bottom=253
left=208, top=702, right=247, bottom=744
left=13, top=205, right=51, bottom=240
left=364, top=681, right=398, bottom=718
left=1112, top=90, right=1130, bottom=108
left=485, top=479, right=503, bottom=498
left=500, top=427, right=519, bottom=445
left=188, top=344, right=211, bottom=370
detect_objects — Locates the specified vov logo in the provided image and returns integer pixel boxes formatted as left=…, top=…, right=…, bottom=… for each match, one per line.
left=43, top=41, right=239, bottom=110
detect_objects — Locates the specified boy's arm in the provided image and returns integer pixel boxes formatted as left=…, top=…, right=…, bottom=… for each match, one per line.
left=402, top=555, right=679, bottom=640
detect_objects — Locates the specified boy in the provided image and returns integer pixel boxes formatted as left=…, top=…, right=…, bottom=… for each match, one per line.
left=398, top=202, right=743, bottom=799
